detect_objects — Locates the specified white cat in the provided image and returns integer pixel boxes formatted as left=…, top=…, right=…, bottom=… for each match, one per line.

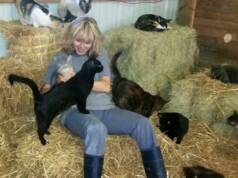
left=16, top=0, right=63, bottom=28
left=58, top=0, right=93, bottom=22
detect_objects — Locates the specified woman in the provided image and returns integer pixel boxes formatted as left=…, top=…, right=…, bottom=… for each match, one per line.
left=40, top=16, right=167, bottom=178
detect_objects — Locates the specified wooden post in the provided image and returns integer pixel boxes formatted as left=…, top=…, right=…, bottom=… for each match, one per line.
left=189, top=0, right=197, bottom=27
left=177, top=0, right=198, bottom=27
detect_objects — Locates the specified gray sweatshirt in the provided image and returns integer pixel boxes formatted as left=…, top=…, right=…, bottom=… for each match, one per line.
left=43, top=48, right=115, bottom=110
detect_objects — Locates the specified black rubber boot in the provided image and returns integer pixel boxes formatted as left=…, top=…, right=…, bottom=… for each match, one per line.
left=141, top=146, right=167, bottom=178
left=84, top=154, right=104, bottom=178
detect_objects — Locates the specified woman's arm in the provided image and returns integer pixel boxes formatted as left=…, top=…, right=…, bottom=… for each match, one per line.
left=93, top=76, right=111, bottom=93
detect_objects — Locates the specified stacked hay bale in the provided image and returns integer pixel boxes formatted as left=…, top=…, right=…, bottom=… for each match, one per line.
left=103, top=24, right=199, bottom=98
left=163, top=71, right=238, bottom=140
left=0, top=20, right=63, bottom=62
left=0, top=58, right=49, bottom=115
left=0, top=20, right=64, bottom=115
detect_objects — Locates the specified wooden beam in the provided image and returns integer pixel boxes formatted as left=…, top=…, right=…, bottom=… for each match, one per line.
left=196, top=9, right=238, bottom=23
left=195, top=26, right=238, bottom=43
left=189, top=0, right=197, bottom=27
left=176, top=0, right=197, bottom=27
left=197, top=0, right=238, bottom=14
left=194, top=17, right=238, bottom=31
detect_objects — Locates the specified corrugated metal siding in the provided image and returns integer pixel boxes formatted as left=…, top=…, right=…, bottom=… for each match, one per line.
left=0, top=0, right=179, bottom=57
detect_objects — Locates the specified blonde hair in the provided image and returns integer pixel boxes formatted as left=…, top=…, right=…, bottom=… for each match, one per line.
left=63, top=17, right=102, bottom=55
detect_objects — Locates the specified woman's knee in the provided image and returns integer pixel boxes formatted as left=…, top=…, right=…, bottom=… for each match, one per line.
left=132, top=117, right=157, bottom=150
left=137, top=117, right=154, bottom=132
left=86, top=121, right=108, bottom=139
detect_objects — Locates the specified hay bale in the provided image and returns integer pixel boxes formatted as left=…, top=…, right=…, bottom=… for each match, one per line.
left=163, top=71, right=238, bottom=140
left=0, top=20, right=63, bottom=62
left=0, top=57, right=48, bottom=115
left=103, top=24, right=199, bottom=97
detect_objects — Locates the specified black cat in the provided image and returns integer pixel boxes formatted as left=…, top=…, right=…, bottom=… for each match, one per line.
left=210, top=64, right=238, bottom=84
left=227, top=110, right=238, bottom=128
left=8, top=53, right=103, bottom=145
left=111, top=51, right=167, bottom=117
left=135, top=14, right=171, bottom=32
left=183, top=165, right=224, bottom=178
left=157, top=112, right=189, bottom=144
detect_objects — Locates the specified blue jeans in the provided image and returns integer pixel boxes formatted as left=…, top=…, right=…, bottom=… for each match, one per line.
left=61, top=106, right=157, bottom=156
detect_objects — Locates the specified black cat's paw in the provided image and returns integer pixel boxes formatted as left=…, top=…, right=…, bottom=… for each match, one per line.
left=45, top=131, right=51, bottom=135
left=8, top=74, right=15, bottom=85
left=40, top=138, right=47, bottom=145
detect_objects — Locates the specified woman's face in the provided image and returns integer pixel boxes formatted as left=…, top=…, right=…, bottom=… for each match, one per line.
left=73, top=38, right=92, bottom=55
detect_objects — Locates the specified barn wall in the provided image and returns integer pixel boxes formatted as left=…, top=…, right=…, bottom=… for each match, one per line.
left=195, top=0, right=238, bottom=59
left=177, top=0, right=238, bottom=59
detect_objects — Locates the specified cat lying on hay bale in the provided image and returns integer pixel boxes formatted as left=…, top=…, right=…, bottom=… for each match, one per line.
left=135, top=14, right=171, bottom=32
left=8, top=53, right=103, bottom=145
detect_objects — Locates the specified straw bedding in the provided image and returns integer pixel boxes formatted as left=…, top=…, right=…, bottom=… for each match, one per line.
left=103, top=24, right=199, bottom=98
left=1, top=112, right=238, bottom=177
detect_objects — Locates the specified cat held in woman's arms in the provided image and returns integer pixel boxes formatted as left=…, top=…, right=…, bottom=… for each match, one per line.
left=8, top=52, right=103, bottom=145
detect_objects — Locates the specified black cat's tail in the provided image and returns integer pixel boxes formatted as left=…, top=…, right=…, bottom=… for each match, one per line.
left=8, top=74, right=42, bottom=101
left=111, top=50, right=123, bottom=79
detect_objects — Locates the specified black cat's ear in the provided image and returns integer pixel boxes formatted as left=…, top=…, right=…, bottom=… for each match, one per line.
left=158, top=112, right=163, bottom=118
left=117, top=49, right=124, bottom=56
left=233, top=110, right=237, bottom=115
left=211, top=64, right=220, bottom=70
left=89, top=51, right=98, bottom=59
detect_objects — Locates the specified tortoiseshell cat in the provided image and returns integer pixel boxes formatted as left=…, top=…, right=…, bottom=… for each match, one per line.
left=111, top=51, right=167, bottom=117
left=135, top=14, right=171, bottom=32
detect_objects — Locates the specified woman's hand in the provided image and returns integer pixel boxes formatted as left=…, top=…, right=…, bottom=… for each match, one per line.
left=93, top=76, right=111, bottom=93
left=40, top=83, right=51, bottom=93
